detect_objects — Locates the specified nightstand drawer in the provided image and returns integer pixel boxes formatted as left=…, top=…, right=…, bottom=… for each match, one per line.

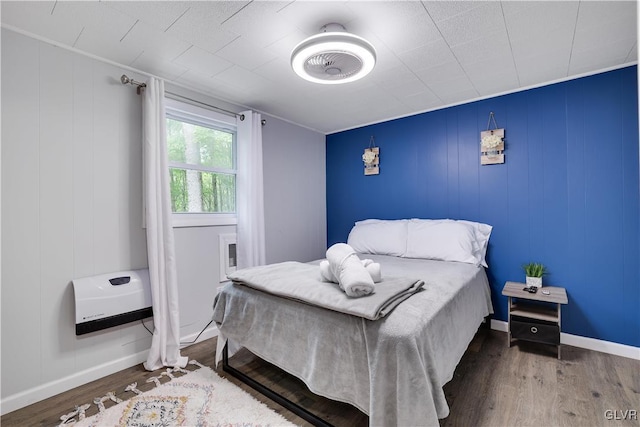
left=511, top=319, right=559, bottom=345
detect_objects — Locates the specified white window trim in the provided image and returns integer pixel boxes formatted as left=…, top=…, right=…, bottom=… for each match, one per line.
left=165, top=98, right=236, bottom=128
left=172, top=213, right=237, bottom=228
left=165, top=97, right=238, bottom=228
left=168, top=161, right=235, bottom=176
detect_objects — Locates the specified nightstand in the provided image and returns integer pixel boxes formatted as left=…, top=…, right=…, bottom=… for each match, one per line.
left=502, top=281, right=568, bottom=359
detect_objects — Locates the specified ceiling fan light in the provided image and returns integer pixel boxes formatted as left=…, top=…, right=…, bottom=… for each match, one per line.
left=291, top=28, right=377, bottom=85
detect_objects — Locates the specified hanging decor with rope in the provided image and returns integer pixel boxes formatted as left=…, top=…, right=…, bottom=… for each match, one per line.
left=362, top=136, right=380, bottom=175
left=480, top=112, right=505, bottom=165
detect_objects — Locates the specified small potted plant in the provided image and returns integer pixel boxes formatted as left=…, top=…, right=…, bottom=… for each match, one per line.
left=523, top=262, right=547, bottom=288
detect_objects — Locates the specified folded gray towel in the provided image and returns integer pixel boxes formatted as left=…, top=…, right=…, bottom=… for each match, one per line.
left=226, top=261, right=425, bottom=320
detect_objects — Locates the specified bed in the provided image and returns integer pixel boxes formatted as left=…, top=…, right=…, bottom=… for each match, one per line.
left=212, top=251, right=494, bottom=426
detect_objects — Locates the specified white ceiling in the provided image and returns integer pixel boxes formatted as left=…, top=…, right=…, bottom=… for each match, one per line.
left=2, top=1, right=637, bottom=134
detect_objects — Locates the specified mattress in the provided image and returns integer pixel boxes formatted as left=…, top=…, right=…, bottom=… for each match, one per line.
left=212, top=255, right=494, bottom=426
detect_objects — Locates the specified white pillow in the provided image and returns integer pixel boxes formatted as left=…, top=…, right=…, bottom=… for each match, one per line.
left=405, top=219, right=479, bottom=265
left=347, top=220, right=408, bottom=256
left=458, top=220, right=492, bottom=267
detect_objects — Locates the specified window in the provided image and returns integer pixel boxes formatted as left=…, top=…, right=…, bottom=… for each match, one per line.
left=165, top=98, right=237, bottom=227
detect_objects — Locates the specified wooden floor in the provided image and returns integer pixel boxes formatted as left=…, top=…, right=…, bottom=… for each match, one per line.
left=2, top=329, right=639, bottom=427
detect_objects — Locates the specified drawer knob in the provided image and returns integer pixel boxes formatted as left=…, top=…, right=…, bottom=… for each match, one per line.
left=530, top=326, right=538, bottom=334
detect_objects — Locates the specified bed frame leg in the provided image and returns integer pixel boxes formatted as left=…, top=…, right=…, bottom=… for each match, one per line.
left=222, top=344, right=335, bottom=427
left=482, top=315, right=492, bottom=330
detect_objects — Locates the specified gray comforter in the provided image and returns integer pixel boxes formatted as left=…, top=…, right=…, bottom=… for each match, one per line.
left=213, top=255, right=493, bottom=426
left=226, top=261, right=424, bottom=320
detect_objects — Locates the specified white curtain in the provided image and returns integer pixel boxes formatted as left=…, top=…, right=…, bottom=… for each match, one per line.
left=142, top=77, right=188, bottom=371
left=236, top=110, right=266, bottom=269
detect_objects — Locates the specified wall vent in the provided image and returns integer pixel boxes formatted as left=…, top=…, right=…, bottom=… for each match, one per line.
left=219, top=233, right=237, bottom=282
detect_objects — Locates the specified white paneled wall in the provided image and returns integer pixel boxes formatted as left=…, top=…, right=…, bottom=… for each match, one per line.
left=1, top=28, right=327, bottom=413
left=38, top=35, right=76, bottom=385
left=174, top=225, right=235, bottom=335
left=1, top=29, right=150, bottom=407
left=262, top=116, right=327, bottom=264
left=2, top=27, right=42, bottom=395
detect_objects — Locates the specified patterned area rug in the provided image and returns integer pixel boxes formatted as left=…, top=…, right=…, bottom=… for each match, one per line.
left=59, top=361, right=297, bottom=427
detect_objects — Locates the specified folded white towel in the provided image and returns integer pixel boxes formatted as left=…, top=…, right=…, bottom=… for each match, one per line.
left=319, top=260, right=336, bottom=283
left=365, top=262, right=382, bottom=283
left=361, top=258, right=374, bottom=267
left=325, top=243, right=375, bottom=297
left=320, top=259, right=382, bottom=284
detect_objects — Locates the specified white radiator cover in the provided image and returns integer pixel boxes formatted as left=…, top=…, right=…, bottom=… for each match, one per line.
left=72, top=268, right=153, bottom=335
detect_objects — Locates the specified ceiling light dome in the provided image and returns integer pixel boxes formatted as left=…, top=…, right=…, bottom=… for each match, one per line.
left=291, top=24, right=376, bottom=85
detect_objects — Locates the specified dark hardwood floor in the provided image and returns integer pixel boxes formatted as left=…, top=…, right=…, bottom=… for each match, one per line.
left=2, top=329, right=639, bottom=427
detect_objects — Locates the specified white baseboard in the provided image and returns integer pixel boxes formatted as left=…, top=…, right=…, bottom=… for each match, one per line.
left=180, top=325, right=219, bottom=349
left=0, top=350, right=149, bottom=416
left=1, top=326, right=219, bottom=416
left=490, top=319, right=509, bottom=332
left=560, top=333, right=640, bottom=360
left=490, top=320, right=640, bottom=360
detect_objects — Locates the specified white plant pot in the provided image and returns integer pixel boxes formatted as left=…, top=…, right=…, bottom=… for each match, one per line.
left=526, top=276, right=543, bottom=288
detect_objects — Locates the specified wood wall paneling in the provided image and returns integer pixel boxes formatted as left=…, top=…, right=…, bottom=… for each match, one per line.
left=504, top=94, right=530, bottom=291
left=38, top=42, right=76, bottom=384
left=620, top=68, right=640, bottom=347
left=326, top=66, right=640, bottom=347
left=445, top=110, right=460, bottom=219
left=262, top=116, right=327, bottom=264
left=457, top=104, right=481, bottom=222
left=72, top=56, right=96, bottom=280
left=92, top=63, right=121, bottom=275
left=1, top=29, right=43, bottom=397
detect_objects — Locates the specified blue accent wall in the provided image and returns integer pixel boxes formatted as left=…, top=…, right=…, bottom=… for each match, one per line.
left=326, top=66, right=639, bottom=347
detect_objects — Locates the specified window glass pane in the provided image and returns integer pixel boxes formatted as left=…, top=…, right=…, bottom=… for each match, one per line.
left=169, top=168, right=188, bottom=212
left=167, top=118, right=186, bottom=163
left=166, top=118, right=234, bottom=169
left=201, top=171, right=236, bottom=213
left=170, top=168, right=235, bottom=213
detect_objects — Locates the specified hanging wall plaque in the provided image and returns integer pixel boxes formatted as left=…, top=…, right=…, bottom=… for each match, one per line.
left=363, top=136, right=379, bottom=175
left=481, top=112, right=505, bottom=165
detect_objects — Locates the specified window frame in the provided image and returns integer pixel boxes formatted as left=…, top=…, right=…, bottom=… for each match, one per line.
left=165, top=97, right=238, bottom=228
